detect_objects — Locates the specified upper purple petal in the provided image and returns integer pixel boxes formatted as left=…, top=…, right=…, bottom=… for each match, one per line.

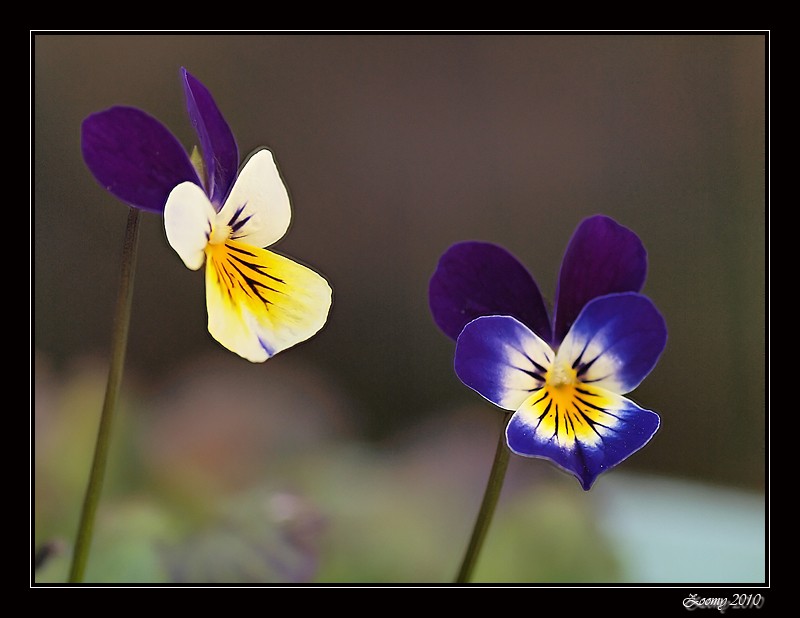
left=81, top=106, right=200, bottom=213
left=182, top=68, right=239, bottom=208
left=429, top=241, right=552, bottom=342
left=553, top=216, right=647, bottom=344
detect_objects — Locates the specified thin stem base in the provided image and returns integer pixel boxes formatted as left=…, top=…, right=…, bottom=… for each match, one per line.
left=455, top=412, right=511, bottom=583
left=68, top=207, right=141, bottom=583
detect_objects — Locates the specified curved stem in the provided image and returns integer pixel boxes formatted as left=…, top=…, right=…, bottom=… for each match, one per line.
left=68, top=208, right=141, bottom=583
left=455, top=412, right=511, bottom=583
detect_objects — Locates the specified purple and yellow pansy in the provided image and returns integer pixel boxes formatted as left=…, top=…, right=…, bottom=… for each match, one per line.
left=429, top=216, right=666, bottom=489
left=81, top=68, right=332, bottom=362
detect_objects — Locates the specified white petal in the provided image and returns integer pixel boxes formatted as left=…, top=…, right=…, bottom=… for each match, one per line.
left=217, top=149, right=291, bottom=249
left=164, top=181, right=216, bottom=271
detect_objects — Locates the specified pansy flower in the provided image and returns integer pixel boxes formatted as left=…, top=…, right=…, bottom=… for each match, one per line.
left=429, top=216, right=666, bottom=489
left=81, top=68, right=332, bottom=362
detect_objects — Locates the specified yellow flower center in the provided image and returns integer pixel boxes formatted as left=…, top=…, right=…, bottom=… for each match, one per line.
left=208, top=222, right=231, bottom=246
left=518, top=353, right=618, bottom=451
left=547, top=360, right=576, bottom=388
left=545, top=360, right=579, bottom=410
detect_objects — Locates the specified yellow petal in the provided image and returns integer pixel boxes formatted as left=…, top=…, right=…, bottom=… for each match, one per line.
left=204, top=239, right=332, bottom=362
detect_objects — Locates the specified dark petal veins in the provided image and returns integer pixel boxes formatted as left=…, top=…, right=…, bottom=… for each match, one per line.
left=429, top=241, right=552, bottom=342
left=553, top=215, right=647, bottom=344
left=81, top=106, right=200, bottom=213
left=454, top=315, right=551, bottom=411
left=506, top=393, right=661, bottom=491
left=182, top=68, right=239, bottom=208
left=564, top=292, right=668, bottom=394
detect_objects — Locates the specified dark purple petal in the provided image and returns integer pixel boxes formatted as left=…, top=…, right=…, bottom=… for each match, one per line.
left=182, top=68, right=239, bottom=208
left=81, top=106, right=200, bottom=213
left=454, top=315, right=552, bottom=411
left=553, top=215, right=647, bottom=344
left=560, top=292, right=667, bottom=394
left=429, top=241, right=552, bottom=341
left=506, top=394, right=660, bottom=490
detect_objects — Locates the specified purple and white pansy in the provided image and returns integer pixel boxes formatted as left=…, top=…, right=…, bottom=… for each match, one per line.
left=429, top=216, right=666, bottom=489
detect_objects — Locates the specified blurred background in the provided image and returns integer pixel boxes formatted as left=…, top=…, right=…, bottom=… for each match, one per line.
left=33, top=33, right=767, bottom=584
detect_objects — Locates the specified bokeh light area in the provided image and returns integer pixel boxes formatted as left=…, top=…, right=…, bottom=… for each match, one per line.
left=33, top=33, right=767, bottom=585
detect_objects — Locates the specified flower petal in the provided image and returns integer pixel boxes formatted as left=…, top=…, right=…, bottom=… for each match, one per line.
left=553, top=215, right=647, bottom=344
left=205, top=240, right=332, bottom=362
left=506, top=385, right=660, bottom=490
left=216, top=149, right=292, bottom=249
left=164, top=181, right=218, bottom=271
left=182, top=68, right=239, bottom=207
left=454, top=315, right=554, bottom=411
left=429, top=242, right=552, bottom=342
left=81, top=106, right=200, bottom=213
left=557, top=292, right=667, bottom=394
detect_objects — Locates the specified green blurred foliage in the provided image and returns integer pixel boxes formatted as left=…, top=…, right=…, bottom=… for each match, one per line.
left=33, top=357, right=622, bottom=583
left=474, top=487, right=621, bottom=583
left=33, top=355, right=763, bottom=584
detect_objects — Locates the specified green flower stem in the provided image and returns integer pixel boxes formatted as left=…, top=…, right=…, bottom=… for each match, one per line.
left=68, top=207, right=141, bottom=583
left=455, top=412, right=511, bottom=583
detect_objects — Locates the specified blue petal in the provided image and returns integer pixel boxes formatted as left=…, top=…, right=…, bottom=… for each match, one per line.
left=558, top=292, right=667, bottom=394
left=506, top=388, right=660, bottom=490
left=182, top=68, right=239, bottom=208
left=454, top=315, right=553, bottom=411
